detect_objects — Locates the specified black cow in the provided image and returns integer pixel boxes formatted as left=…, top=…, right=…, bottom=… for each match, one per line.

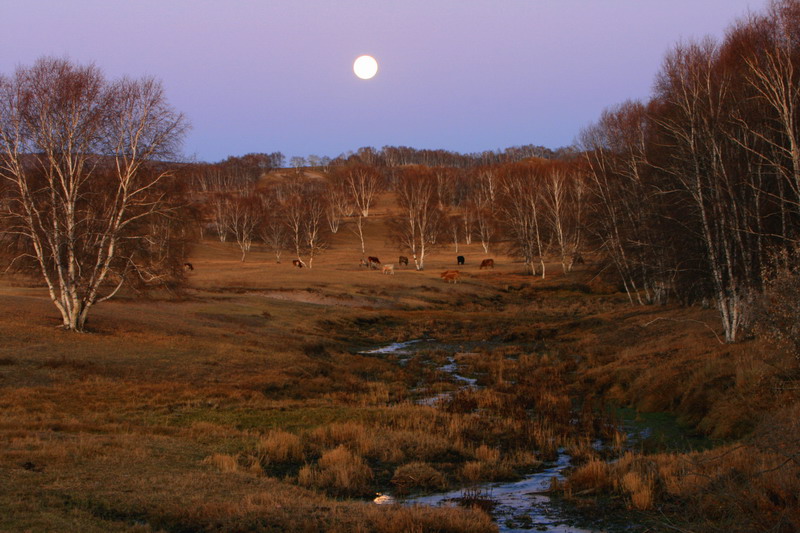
left=457, top=255, right=465, bottom=265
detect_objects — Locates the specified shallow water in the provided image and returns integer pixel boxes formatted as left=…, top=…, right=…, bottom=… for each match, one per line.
left=361, top=339, right=603, bottom=532
left=359, top=339, right=429, bottom=356
left=406, top=452, right=595, bottom=533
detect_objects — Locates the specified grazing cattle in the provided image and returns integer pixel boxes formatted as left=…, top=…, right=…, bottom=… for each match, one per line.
left=398, top=256, right=409, bottom=267
left=367, top=256, right=381, bottom=269
left=440, top=270, right=461, bottom=283
left=292, top=259, right=304, bottom=268
left=479, top=258, right=495, bottom=269
left=382, top=264, right=395, bottom=275
left=457, top=255, right=465, bottom=265
left=183, top=262, right=194, bottom=271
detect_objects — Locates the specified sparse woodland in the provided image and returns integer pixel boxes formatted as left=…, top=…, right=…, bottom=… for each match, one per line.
left=1, top=1, right=800, bottom=532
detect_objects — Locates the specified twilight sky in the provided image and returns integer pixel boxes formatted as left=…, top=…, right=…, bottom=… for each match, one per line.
left=2, top=0, right=765, bottom=163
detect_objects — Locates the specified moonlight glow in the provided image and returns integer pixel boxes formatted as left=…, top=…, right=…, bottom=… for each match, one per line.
left=353, top=55, right=378, bottom=80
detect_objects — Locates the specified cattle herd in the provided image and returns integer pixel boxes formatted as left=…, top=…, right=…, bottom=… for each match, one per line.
left=288, top=255, right=495, bottom=282
left=359, top=255, right=494, bottom=283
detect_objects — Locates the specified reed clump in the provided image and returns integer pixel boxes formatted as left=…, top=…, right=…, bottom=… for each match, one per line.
left=298, top=445, right=374, bottom=497
left=202, top=453, right=240, bottom=474
left=257, top=429, right=303, bottom=464
left=391, top=462, right=448, bottom=492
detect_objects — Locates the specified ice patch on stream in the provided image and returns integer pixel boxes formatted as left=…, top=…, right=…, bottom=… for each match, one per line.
left=360, top=339, right=427, bottom=356
left=360, top=339, right=603, bottom=533
left=406, top=452, right=594, bottom=533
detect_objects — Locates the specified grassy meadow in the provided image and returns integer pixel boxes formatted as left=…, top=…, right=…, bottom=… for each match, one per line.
left=1, top=191, right=798, bottom=532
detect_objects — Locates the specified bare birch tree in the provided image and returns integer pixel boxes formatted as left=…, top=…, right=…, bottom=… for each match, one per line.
left=255, top=188, right=287, bottom=263
left=0, top=57, right=187, bottom=331
left=225, top=193, right=259, bottom=262
left=324, top=178, right=350, bottom=234
left=541, top=162, right=572, bottom=273
left=331, top=164, right=382, bottom=257
left=279, top=179, right=328, bottom=268
left=654, top=40, right=754, bottom=341
left=498, top=163, right=548, bottom=277
left=472, top=166, right=499, bottom=253
left=303, top=186, right=327, bottom=268
left=737, top=0, right=800, bottom=216
left=208, top=192, right=230, bottom=242
left=391, top=166, right=443, bottom=270
left=581, top=100, right=669, bottom=304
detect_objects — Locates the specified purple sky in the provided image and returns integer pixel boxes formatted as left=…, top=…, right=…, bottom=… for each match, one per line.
left=3, top=1, right=764, bottom=163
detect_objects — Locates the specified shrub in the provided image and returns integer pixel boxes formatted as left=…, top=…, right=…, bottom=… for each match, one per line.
left=298, top=445, right=373, bottom=496
left=257, top=430, right=304, bottom=464
left=473, top=445, right=500, bottom=463
left=567, top=458, right=610, bottom=491
left=391, top=462, right=448, bottom=492
left=620, top=471, right=654, bottom=510
left=202, top=453, right=239, bottom=473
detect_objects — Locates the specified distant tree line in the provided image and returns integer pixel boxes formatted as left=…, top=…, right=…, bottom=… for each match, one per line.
left=328, top=144, right=576, bottom=170
left=187, top=152, right=285, bottom=193
left=282, top=144, right=576, bottom=174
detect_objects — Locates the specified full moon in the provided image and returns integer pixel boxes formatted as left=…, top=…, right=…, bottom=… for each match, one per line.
left=353, top=55, right=378, bottom=80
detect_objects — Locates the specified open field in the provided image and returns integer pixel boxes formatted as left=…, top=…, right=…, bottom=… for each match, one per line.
left=1, top=201, right=798, bottom=532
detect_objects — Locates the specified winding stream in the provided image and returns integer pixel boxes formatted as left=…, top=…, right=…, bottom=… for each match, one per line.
left=407, top=452, right=592, bottom=533
left=361, top=340, right=600, bottom=533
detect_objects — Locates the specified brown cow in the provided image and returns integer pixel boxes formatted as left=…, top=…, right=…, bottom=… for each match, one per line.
left=292, top=259, right=304, bottom=268
left=440, top=270, right=461, bottom=283
left=398, top=256, right=409, bottom=267
left=183, top=262, right=194, bottom=271
left=367, top=256, right=381, bottom=269
left=479, top=258, right=494, bottom=269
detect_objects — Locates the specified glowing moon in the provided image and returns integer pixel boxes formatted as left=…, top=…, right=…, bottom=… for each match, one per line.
left=353, top=55, right=378, bottom=80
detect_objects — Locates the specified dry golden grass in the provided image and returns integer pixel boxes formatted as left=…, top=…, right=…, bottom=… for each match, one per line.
left=391, top=461, right=448, bottom=492
left=299, top=445, right=374, bottom=496
left=619, top=471, right=654, bottom=510
left=1, top=200, right=798, bottom=532
left=257, top=429, right=304, bottom=464
left=567, top=458, right=610, bottom=492
left=203, top=452, right=240, bottom=473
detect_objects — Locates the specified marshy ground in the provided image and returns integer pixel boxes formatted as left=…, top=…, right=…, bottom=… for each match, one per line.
left=1, top=210, right=798, bottom=532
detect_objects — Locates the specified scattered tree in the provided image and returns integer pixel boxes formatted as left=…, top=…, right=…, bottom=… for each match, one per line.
left=0, top=57, right=188, bottom=331
left=390, top=166, right=444, bottom=270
